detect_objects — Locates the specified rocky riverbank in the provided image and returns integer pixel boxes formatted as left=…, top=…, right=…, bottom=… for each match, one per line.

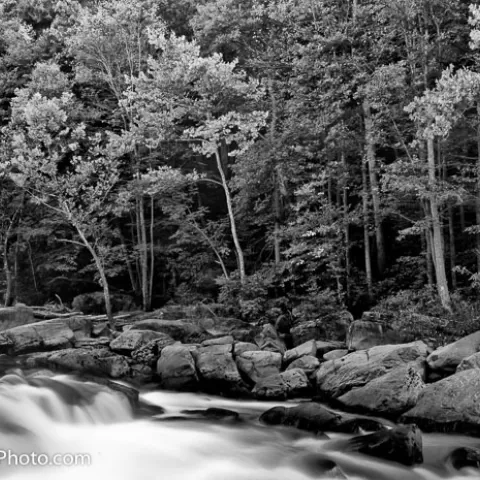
left=2, top=303, right=480, bottom=440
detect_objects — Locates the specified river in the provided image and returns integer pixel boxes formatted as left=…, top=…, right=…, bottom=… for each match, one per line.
left=0, top=371, right=478, bottom=480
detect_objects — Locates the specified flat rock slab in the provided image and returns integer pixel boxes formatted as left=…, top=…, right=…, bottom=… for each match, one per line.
left=132, top=320, right=208, bottom=343
left=110, top=329, right=168, bottom=354
left=316, top=341, right=428, bottom=399
left=286, top=355, right=320, bottom=377
left=284, top=340, right=316, bottom=364
left=25, top=348, right=131, bottom=378
left=401, top=368, right=480, bottom=434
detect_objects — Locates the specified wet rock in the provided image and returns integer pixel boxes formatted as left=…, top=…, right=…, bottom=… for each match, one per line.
left=132, top=319, right=208, bottom=343
left=260, top=402, right=387, bottom=435
left=233, top=342, right=260, bottom=356
left=255, top=324, right=286, bottom=354
left=284, top=340, right=316, bottom=364
left=428, top=331, right=480, bottom=374
left=181, top=407, right=241, bottom=422
left=25, top=348, right=130, bottom=378
left=337, top=363, right=426, bottom=416
left=252, top=373, right=288, bottom=399
left=156, top=345, right=198, bottom=391
left=286, top=355, right=320, bottom=378
left=0, top=305, right=35, bottom=330
left=347, top=320, right=407, bottom=351
left=447, top=447, right=480, bottom=470
left=401, top=368, right=480, bottom=434
left=325, top=424, right=423, bottom=466
left=236, top=350, right=282, bottom=383
left=110, top=329, right=168, bottom=354
left=316, top=341, right=428, bottom=399
left=323, top=349, right=348, bottom=361
left=202, top=335, right=234, bottom=346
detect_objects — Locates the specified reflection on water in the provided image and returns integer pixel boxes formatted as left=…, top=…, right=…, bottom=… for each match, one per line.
left=0, top=371, right=477, bottom=480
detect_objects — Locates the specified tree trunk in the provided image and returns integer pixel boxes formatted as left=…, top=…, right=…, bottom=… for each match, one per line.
left=362, top=159, right=373, bottom=300
left=148, top=195, right=155, bottom=311
left=448, top=205, right=457, bottom=290
left=75, top=226, right=114, bottom=327
left=137, top=194, right=150, bottom=310
left=342, top=153, right=351, bottom=305
left=363, top=100, right=386, bottom=275
left=214, top=149, right=246, bottom=283
left=426, top=138, right=451, bottom=310
left=3, top=238, right=13, bottom=307
left=476, top=103, right=480, bottom=273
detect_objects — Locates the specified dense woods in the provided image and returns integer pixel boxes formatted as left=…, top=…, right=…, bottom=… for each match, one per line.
left=2, top=0, right=480, bottom=325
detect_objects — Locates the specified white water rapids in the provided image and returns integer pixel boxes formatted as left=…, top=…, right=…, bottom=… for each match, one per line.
left=0, top=372, right=478, bottom=480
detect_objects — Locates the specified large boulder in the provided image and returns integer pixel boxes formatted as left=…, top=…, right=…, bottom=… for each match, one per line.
left=336, top=363, right=425, bottom=416
left=284, top=340, right=316, bottom=364
left=201, top=335, right=234, bottom=346
left=0, top=319, right=77, bottom=355
left=132, top=319, right=208, bottom=343
left=315, top=341, right=346, bottom=359
left=25, top=348, right=131, bottom=378
left=260, top=402, right=387, bottom=435
left=0, top=305, right=35, bottom=330
left=347, top=320, right=407, bottom=351
left=401, top=368, right=480, bottom=434
left=109, top=329, right=168, bottom=354
left=290, top=311, right=353, bottom=346
left=254, top=324, right=286, bottom=354
left=72, top=292, right=135, bottom=314
left=316, top=341, right=428, bottom=399
left=196, top=317, right=257, bottom=342
left=323, top=349, right=348, bottom=361
left=233, top=342, right=260, bottom=357
left=280, top=368, right=311, bottom=396
left=252, top=374, right=288, bottom=399
left=427, top=331, right=480, bottom=374
left=156, top=345, right=199, bottom=391
left=457, top=352, right=480, bottom=372
left=236, top=350, right=282, bottom=384
left=286, top=355, right=320, bottom=378
left=193, top=344, right=246, bottom=395
left=325, top=424, right=423, bottom=466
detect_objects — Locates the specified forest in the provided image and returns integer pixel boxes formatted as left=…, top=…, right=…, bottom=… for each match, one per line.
left=1, top=0, right=480, bottom=328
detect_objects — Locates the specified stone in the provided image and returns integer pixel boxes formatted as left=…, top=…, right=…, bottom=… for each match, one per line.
left=25, top=348, right=130, bottom=378
left=316, top=341, right=428, bottom=399
left=72, top=292, right=135, bottom=314
left=325, top=424, right=423, bottom=466
left=132, top=319, right=208, bottom=343
left=260, top=402, right=387, bottom=435
left=181, top=408, right=241, bottom=423
left=457, top=352, right=480, bottom=372
left=427, top=331, right=480, bottom=373
left=446, top=447, right=480, bottom=470
left=233, top=342, right=260, bottom=356
left=156, top=345, right=198, bottom=391
left=323, top=349, right=348, bottom=361
left=193, top=344, right=245, bottom=394
left=109, top=329, right=167, bottom=354
left=337, top=363, right=426, bottom=416
left=280, top=368, right=311, bottom=397
left=0, top=305, right=35, bottom=330
left=290, top=320, right=326, bottom=347
left=401, top=369, right=480, bottom=434
left=315, top=341, right=346, bottom=358
left=0, top=319, right=77, bottom=355
left=347, top=320, right=406, bottom=351
left=201, top=335, right=234, bottom=346
left=252, top=374, right=288, bottom=399
left=236, top=350, right=282, bottom=383
left=286, top=355, right=320, bottom=378
left=254, top=324, right=286, bottom=354
left=131, top=334, right=176, bottom=367
left=284, top=340, right=316, bottom=364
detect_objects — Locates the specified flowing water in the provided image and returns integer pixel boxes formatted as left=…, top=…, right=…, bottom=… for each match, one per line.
left=0, top=370, right=478, bottom=480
